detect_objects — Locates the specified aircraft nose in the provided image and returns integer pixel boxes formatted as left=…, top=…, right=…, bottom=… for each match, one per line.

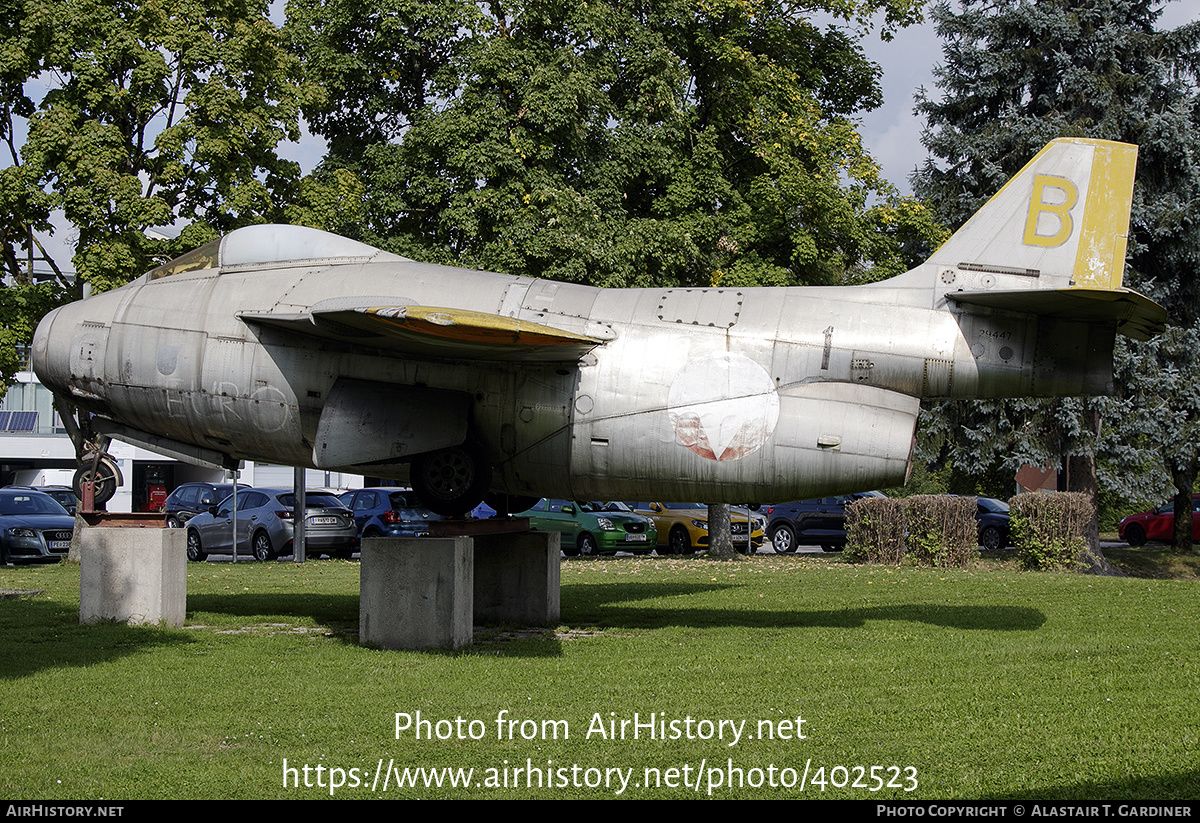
left=32, top=294, right=116, bottom=403
left=31, top=303, right=69, bottom=393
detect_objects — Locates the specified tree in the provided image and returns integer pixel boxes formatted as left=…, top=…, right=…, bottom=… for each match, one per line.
left=287, top=0, right=944, bottom=289
left=913, top=0, right=1200, bottom=556
left=707, top=502, right=736, bottom=558
left=0, top=0, right=340, bottom=387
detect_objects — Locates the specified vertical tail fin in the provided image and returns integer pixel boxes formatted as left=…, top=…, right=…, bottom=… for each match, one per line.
left=927, top=138, right=1137, bottom=290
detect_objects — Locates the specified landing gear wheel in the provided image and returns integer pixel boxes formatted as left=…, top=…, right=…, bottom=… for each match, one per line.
left=411, top=441, right=493, bottom=517
left=252, top=532, right=274, bottom=562
left=186, top=531, right=207, bottom=562
left=771, top=523, right=797, bottom=553
left=578, top=532, right=597, bottom=556
left=72, top=454, right=121, bottom=508
left=668, top=526, right=691, bottom=555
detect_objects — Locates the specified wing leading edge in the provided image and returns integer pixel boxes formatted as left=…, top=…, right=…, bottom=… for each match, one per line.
left=242, top=302, right=614, bottom=362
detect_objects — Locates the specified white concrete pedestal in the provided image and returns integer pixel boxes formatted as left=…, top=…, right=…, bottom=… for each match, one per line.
left=359, top=531, right=561, bottom=650
left=360, top=536, right=474, bottom=650
left=79, top=527, right=186, bottom=627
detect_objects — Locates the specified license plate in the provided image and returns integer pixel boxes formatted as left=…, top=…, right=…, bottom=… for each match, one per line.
left=310, top=516, right=338, bottom=525
left=624, top=534, right=647, bottom=542
left=49, top=541, right=70, bottom=550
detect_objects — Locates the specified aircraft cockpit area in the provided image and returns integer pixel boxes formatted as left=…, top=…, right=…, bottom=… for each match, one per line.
left=147, top=224, right=407, bottom=281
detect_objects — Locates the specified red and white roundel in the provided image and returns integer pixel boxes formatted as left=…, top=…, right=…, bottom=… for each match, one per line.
left=667, top=352, right=780, bottom=461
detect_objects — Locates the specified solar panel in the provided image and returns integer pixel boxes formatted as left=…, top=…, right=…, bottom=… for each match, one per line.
left=0, top=411, right=38, bottom=431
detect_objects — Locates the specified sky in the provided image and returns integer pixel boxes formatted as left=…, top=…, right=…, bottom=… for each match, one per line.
left=859, top=0, right=1200, bottom=195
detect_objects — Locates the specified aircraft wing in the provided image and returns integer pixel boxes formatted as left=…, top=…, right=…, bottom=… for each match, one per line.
left=947, top=287, right=1167, bottom=341
left=242, top=299, right=614, bottom=362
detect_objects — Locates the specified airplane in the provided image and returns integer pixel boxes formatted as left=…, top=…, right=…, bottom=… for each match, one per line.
left=31, top=138, right=1166, bottom=516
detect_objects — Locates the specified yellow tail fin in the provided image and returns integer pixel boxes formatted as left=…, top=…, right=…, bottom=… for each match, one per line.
left=928, top=138, right=1137, bottom=290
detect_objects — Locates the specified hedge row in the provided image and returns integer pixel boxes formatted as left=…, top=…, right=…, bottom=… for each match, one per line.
left=844, top=492, right=1093, bottom=570
left=1010, top=492, right=1094, bottom=571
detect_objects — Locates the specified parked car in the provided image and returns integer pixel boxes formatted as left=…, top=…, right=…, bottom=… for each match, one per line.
left=164, top=482, right=251, bottom=528
left=975, top=497, right=1012, bottom=550
left=184, top=488, right=356, bottom=561
left=518, top=499, right=656, bottom=556
left=766, top=491, right=885, bottom=553
left=0, top=488, right=74, bottom=564
left=1118, top=495, right=1200, bottom=547
left=4, top=484, right=78, bottom=516
left=338, top=487, right=444, bottom=539
left=625, top=502, right=764, bottom=555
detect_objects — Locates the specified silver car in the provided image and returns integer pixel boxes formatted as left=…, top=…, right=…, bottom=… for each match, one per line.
left=184, top=488, right=357, bottom=561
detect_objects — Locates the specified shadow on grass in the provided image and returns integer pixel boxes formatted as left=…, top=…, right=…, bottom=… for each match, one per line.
left=0, top=596, right=192, bottom=679
left=186, top=591, right=361, bottom=642
left=563, top=582, right=1045, bottom=631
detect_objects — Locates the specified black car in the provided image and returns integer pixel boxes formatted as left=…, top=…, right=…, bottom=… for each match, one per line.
left=0, top=488, right=75, bottom=564
left=766, top=491, right=885, bottom=552
left=4, top=485, right=78, bottom=516
left=975, top=497, right=1012, bottom=550
left=163, top=482, right=251, bottom=528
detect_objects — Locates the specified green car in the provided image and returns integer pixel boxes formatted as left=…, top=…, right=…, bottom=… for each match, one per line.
left=518, top=499, right=658, bottom=556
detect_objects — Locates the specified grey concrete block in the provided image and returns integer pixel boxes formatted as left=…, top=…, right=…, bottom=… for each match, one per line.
left=360, top=537, right=473, bottom=650
left=79, top=527, right=186, bottom=627
left=473, top=530, right=560, bottom=625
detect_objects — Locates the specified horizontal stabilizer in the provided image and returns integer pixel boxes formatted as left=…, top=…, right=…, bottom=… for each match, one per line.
left=242, top=303, right=613, bottom=362
left=948, top=287, right=1167, bottom=341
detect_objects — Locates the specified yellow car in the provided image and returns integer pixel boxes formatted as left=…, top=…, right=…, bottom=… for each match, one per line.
left=625, top=502, right=764, bottom=555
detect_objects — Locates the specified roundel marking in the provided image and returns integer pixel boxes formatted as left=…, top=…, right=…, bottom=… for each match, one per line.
left=667, top=352, right=780, bottom=462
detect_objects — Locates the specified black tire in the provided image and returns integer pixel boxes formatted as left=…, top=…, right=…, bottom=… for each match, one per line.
left=72, top=455, right=120, bottom=508
left=1125, top=523, right=1147, bottom=547
left=821, top=544, right=841, bottom=553
left=771, top=522, right=797, bottom=553
left=980, top=525, right=1003, bottom=551
left=411, top=440, right=493, bottom=517
left=668, top=526, right=691, bottom=555
left=186, top=530, right=207, bottom=562
left=252, top=531, right=274, bottom=562
left=165, top=515, right=182, bottom=529
left=577, top=532, right=597, bottom=556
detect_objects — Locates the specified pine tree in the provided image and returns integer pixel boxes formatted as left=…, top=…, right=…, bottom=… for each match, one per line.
left=914, top=0, right=1200, bottom=555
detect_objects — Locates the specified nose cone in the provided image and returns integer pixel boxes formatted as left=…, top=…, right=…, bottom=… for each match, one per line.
left=32, top=293, right=118, bottom=404
left=31, top=303, right=69, bottom=393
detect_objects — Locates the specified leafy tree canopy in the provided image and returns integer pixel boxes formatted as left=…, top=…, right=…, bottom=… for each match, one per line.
left=287, top=0, right=944, bottom=288
left=0, top=0, right=327, bottom=294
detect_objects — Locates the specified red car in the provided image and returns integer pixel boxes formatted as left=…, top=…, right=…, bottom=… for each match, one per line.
left=1118, top=495, right=1200, bottom=546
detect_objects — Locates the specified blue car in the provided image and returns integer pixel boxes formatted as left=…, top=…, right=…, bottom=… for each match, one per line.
left=338, top=488, right=444, bottom=539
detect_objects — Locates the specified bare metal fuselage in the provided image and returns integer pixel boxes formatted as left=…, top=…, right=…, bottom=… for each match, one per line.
left=32, top=139, right=1164, bottom=508
left=33, top=249, right=1114, bottom=504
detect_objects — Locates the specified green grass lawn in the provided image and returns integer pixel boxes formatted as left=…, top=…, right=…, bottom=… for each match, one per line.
left=1, top=552, right=1197, bottom=799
